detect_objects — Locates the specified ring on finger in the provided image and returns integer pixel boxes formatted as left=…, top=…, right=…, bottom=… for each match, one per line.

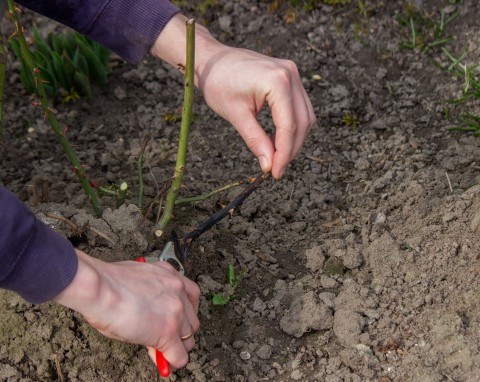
left=180, top=326, right=194, bottom=341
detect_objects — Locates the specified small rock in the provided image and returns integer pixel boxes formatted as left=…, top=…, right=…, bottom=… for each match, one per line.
left=280, top=291, right=333, bottom=338
left=247, top=16, right=266, bottom=33
left=186, top=362, right=201, bottom=371
left=256, top=344, right=273, bottom=360
left=333, top=309, right=365, bottom=347
left=240, top=351, right=251, bottom=360
left=374, top=212, right=386, bottom=224
left=257, top=251, right=277, bottom=263
left=0, top=364, right=21, bottom=379
left=304, top=246, right=326, bottom=272
left=291, top=359, right=301, bottom=369
left=471, top=211, right=480, bottom=232
left=320, top=275, right=337, bottom=289
left=319, top=292, right=336, bottom=308
left=253, top=297, right=267, bottom=312
left=210, top=358, right=220, bottom=367
left=291, top=369, right=304, bottom=380
left=324, top=257, right=345, bottom=276
left=329, top=84, right=350, bottom=101
left=290, top=221, right=307, bottom=232
left=232, top=340, right=245, bottom=349
left=113, top=86, right=126, bottom=100
left=197, top=275, right=223, bottom=294
left=343, top=247, right=364, bottom=270
left=218, top=15, right=232, bottom=32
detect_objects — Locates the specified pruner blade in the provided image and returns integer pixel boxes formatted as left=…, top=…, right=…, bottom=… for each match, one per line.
left=138, top=231, right=185, bottom=275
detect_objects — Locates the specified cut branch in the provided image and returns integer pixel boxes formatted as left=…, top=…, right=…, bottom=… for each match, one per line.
left=183, top=173, right=269, bottom=256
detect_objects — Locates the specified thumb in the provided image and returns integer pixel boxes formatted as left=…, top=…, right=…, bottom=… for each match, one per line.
left=232, top=113, right=274, bottom=173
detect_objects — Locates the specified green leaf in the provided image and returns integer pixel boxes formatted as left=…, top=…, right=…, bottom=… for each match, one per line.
left=62, top=33, right=76, bottom=57
left=33, top=28, right=51, bottom=58
left=49, top=33, right=62, bottom=54
left=75, top=36, right=107, bottom=86
left=51, top=51, right=71, bottom=91
left=228, top=264, right=236, bottom=287
left=73, top=71, right=92, bottom=97
left=76, top=49, right=90, bottom=78
left=10, top=39, right=35, bottom=93
left=62, top=51, right=76, bottom=78
left=212, top=294, right=231, bottom=305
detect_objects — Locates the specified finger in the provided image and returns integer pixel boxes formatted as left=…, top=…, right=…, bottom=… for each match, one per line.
left=179, top=316, right=196, bottom=351
left=147, top=346, right=156, bottom=363
left=230, top=108, right=275, bottom=173
left=146, top=346, right=171, bottom=377
left=268, top=74, right=296, bottom=179
left=160, top=337, right=189, bottom=369
left=291, top=84, right=316, bottom=158
left=183, top=275, right=201, bottom=315
left=180, top=294, right=200, bottom=340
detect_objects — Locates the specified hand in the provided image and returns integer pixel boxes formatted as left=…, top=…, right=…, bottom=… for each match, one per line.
left=54, top=250, right=200, bottom=369
left=151, top=14, right=316, bottom=179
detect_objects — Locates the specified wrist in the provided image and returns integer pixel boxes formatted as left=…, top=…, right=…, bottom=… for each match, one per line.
left=150, top=13, right=228, bottom=88
left=53, top=250, right=112, bottom=317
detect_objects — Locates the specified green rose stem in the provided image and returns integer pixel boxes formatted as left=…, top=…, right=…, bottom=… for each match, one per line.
left=7, top=0, right=102, bottom=217
left=155, top=19, right=195, bottom=238
left=174, top=181, right=243, bottom=206
left=137, top=134, right=149, bottom=210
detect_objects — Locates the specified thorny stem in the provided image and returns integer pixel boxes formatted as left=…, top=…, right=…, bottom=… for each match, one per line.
left=155, top=19, right=195, bottom=238
left=7, top=1, right=103, bottom=217
left=175, top=181, right=243, bottom=206
left=137, top=134, right=150, bottom=210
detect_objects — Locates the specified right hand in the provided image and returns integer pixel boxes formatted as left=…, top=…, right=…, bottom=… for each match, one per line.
left=54, top=250, right=200, bottom=369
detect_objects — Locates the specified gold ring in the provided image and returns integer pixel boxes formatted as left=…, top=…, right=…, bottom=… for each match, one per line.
left=180, top=327, right=194, bottom=341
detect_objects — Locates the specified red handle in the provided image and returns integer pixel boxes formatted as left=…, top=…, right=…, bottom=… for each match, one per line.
left=135, top=257, right=171, bottom=378
left=156, top=350, right=170, bottom=377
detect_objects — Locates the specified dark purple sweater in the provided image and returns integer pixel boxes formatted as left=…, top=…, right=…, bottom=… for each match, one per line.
left=16, top=0, right=180, bottom=64
left=1, top=0, right=179, bottom=304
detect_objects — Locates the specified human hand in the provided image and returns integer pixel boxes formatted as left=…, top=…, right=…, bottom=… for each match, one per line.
left=197, top=47, right=316, bottom=179
left=54, top=250, right=200, bottom=370
left=151, top=14, right=316, bottom=179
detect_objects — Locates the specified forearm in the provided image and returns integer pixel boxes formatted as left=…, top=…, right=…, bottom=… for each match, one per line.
left=15, top=0, right=180, bottom=63
left=0, top=187, right=78, bottom=304
left=150, top=13, right=227, bottom=87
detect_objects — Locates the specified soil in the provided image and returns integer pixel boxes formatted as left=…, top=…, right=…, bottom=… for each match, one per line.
left=1, top=1, right=480, bottom=381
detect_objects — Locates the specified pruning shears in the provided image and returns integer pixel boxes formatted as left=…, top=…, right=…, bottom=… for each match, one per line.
left=135, top=173, right=269, bottom=378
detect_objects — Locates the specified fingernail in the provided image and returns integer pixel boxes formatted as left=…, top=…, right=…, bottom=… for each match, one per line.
left=259, top=156, right=269, bottom=171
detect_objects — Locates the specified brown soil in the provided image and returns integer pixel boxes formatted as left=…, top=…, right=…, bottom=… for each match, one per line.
left=1, top=1, right=480, bottom=381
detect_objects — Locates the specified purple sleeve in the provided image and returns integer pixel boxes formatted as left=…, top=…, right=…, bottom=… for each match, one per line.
left=0, top=187, right=78, bottom=304
left=15, top=0, right=180, bottom=64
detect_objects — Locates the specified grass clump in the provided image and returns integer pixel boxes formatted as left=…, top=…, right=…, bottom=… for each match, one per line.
left=452, top=114, right=480, bottom=136
left=342, top=113, right=360, bottom=128
left=10, top=29, right=110, bottom=103
left=323, top=0, right=351, bottom=5
left=398, top=5, right=456, bottom=51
